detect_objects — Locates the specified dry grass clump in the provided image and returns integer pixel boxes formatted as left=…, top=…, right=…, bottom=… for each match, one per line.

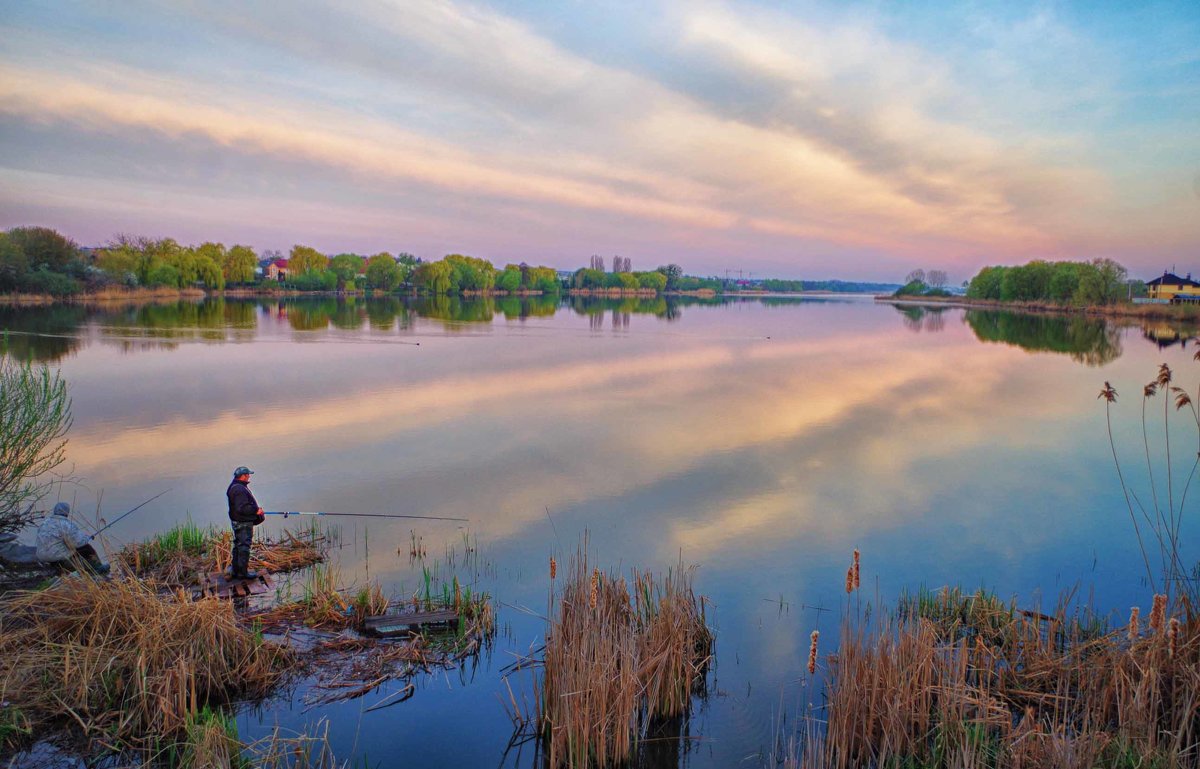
left=535, top=546, right=712, bottom=767
left=0, top=574, right=292, bottom=754
left=800, top=595, right=1200, bottom=768
left=116, top=522, right=326, bottom=585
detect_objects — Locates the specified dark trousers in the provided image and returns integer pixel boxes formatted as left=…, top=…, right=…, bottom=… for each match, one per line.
left=53, top=544, right=103, bottom=574
left=231, top=521, right=255, bottom=576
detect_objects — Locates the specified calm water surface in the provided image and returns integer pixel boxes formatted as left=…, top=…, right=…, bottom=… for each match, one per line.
left=3, top=296, right=1197, bottom=767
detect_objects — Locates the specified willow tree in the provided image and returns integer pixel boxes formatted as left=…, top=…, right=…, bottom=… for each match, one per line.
left=0, top=354, right=71, bottom=536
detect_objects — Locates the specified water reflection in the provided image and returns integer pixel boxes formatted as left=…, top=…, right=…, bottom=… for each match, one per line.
left=5, top=296, right=1199, bottom=768
left=4, top=297, right=1192, bottom=369
left=963, top=310, right=1122, bottom=365
left=0, top=304, right=88, bottom=361
left=1142, top=322, right=1199, bottom=350
left=895, top=304, right=950, bottom=333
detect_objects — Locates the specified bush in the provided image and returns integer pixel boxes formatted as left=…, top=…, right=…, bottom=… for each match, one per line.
left=21, top=268, right=82, bottom=296
left=894, top=280, right=929, bottom=297
left=287, top=270, right=338, bottom=292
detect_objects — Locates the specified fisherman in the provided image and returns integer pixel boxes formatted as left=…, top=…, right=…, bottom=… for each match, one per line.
left=226, top=466, right=265, bottom=580
left=35, top=502, right=110, bottom=574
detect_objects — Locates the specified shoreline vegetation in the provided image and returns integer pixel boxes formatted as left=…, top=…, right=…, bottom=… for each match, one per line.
left=0, top=521, right=496, bottom=767
left=877, top=294, right=1200, bottom=322
left=1, top=225, right=913, bottom=309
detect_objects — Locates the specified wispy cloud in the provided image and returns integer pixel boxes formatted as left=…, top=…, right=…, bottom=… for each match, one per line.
left=0, top=0, right=1196, bottom=277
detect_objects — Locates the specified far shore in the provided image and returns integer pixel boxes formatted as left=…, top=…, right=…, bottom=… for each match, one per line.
left=876, top=294, right=1200, bottom=323
left=0, top=286, right=567, bottom=306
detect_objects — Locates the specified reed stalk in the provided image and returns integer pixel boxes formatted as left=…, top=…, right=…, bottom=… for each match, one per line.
left=535, top=543, right=712, bottom=767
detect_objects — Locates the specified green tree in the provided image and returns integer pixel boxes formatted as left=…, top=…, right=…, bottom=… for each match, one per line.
left=224, top=245, right=257, bottom=284
left=395, top=253, right=419, bottom=284
left=1047, top=262, right=1082, bottom=302
left=147, top=263, right=181, bottom=287
left=365, top=253, right=402, bottom=291
left=194, top=254, right=225, bottom=290
left=329, top=253, right=364, bottom=290
left=527, top=266, right=560, bottom=293
left=635, top=271, right=667, bottom=292
left=0, top=232, right=29, bottom=291
left=414, top=260, right=454, bottom=293
left=617, top=272, right=640, bottom=290
left=497, top=265, right=522, bottom=292
left=656, top=263, right=683, bottom=290
left=443, top=254, right=496, bottom=292
left=7, top=227, right=79, bottom=272
left=289, top=245, right=327, bottom=276
left=967, top=266, right=1006, bottom=300
left=573, top=268, right=605, bottom=289
left=0, top=356, right=71, bottom=536
left=194, top=241, right=226, bottom=267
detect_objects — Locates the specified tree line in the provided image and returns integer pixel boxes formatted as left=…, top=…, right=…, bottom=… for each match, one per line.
left=966, top=258, right=1129, bottom=305
left=0, top=226, right=567, bottom=296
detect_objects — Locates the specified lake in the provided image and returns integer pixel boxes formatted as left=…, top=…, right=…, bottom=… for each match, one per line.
left=3, top=294, right=1196, bottom=767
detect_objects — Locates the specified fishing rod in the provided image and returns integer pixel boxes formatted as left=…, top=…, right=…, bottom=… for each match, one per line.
left=263, top=511, right=469, bottom=522
left=91, top=489, right=172, bottom=539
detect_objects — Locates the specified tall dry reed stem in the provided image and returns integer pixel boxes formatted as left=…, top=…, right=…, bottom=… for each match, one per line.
left=1128, top=606, right=1140, bottom=640
left=807, top=631, right=819, bottom=675
left=1101, top=361, right=1200, bottom=612
left=536, top=543, right=712, bottom=767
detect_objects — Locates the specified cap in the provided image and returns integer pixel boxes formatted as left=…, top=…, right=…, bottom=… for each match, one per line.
left=53, top=502, right=71, bottom=517
left=233, top=466, right=255, bottom=477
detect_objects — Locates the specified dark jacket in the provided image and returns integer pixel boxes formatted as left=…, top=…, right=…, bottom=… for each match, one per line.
left=227, top=479, right=262, bottom=524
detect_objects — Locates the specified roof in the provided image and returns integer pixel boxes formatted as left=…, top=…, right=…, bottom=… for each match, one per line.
left=1147, top=272, right=1198, bottom=287
left=271, top=258, right=289, bottom=268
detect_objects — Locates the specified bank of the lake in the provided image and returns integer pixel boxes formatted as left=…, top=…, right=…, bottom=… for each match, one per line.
left=876, top=293, right=1200, bottom=322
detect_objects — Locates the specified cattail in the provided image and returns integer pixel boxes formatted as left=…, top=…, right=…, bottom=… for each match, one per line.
left=845, top=566, right=854, bottom=594
left=807, top=630, right=819, bottom=674
left=1168, top=618, right=1180, bottom=658
left=852, top=549, right=860, bottom=590
left=590, top=569, right=599, bottom=610
left=549, top=556, right=557, bottom=580
left=1149, top=594, right=1167, bottom=635
left=1128, top=607, right=1140, bottom=641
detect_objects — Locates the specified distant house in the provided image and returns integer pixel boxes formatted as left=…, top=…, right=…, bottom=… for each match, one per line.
left=266, top=258, right=290, bottom=282
left=1147, top=271, right=1200, bottom=303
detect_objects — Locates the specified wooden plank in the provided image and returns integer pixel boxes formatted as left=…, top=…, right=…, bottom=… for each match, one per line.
left=194, top=573, right=271, bottom=600
left=363, top=609, right=458, bottom=636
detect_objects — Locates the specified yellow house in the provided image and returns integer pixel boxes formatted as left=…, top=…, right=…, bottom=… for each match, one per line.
left=1147, top=271, right=1200, bottom=302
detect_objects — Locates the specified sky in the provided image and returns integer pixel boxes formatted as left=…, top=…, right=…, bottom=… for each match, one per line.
left=0, top=0, right=1197, bottom=281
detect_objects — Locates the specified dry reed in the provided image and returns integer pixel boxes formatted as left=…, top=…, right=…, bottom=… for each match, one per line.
left=799, top=592, right=1200, bottom=768
left=534, top=544, right=712, bottom=767
left=0, top=574, right=292, bottom=754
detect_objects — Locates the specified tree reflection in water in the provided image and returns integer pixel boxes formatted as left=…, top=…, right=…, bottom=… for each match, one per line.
left=963, top=309, right=1123, bottom=366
